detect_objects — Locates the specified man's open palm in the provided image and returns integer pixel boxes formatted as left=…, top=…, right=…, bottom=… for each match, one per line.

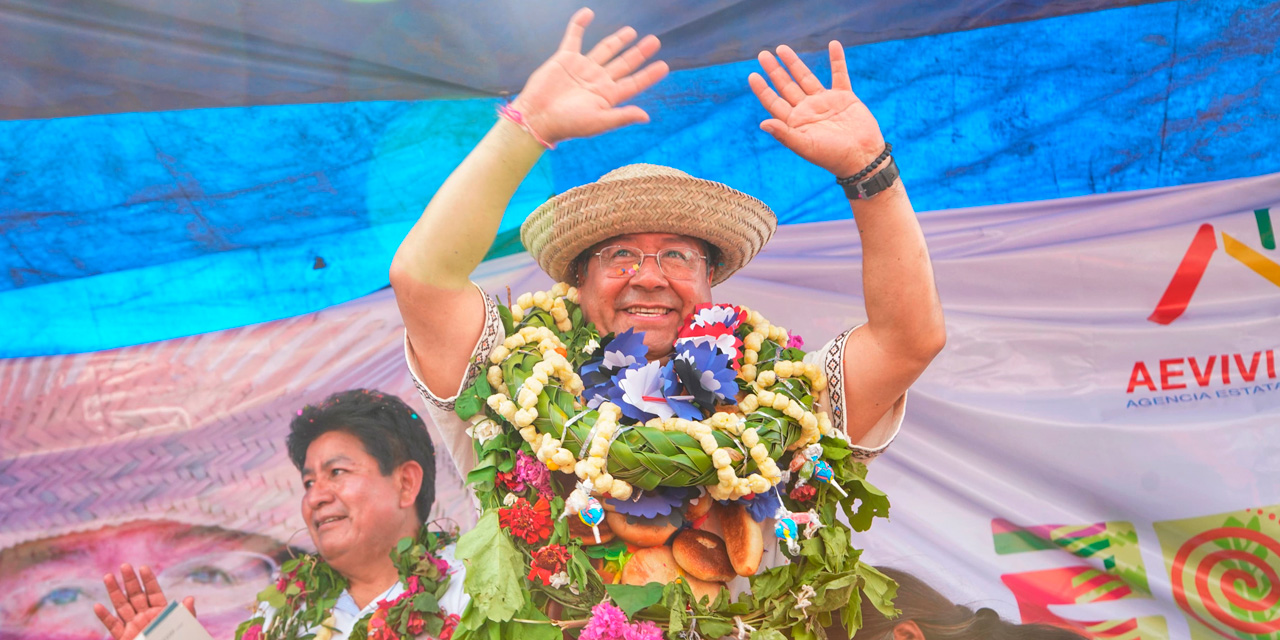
left=93, top=564, right=196, bottom=640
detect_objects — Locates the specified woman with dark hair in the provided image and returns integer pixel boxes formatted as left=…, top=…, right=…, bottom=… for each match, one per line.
left=849, top=567, right=1089, bottom=640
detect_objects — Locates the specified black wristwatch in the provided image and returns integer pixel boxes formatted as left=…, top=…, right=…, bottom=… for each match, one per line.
left=840, top=156, right=900, bottom=200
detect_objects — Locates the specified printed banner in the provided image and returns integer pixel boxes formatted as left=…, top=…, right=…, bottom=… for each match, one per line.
left=2, top=172, right=1278, bottom=639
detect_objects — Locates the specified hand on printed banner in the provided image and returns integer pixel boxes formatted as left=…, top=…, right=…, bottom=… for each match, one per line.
left=93, top=564, right=197, bottom=640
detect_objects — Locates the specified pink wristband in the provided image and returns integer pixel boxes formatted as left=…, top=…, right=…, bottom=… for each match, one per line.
left=497, top=104, right=556, bottom=150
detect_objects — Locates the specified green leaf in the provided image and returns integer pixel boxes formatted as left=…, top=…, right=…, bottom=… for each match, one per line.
left=456, top=510, right=525, bottom=622
left=455, top=387, right=483, bottom=421
left=499, top=305, right=514, bottom=336
left=501, top=603, right=563, bottom=640
left=857, top=563, right=900, bottom=618
left=605, top=582, right=666, bottom=617
left=423, top=614, right=444, bottom=637
left=750, top=631, right=788, bottom=640
left=819, top=526, right=848, bottom=567
left=583, top=539, right=628, bottom=559
left=844, top=477, right=891, bottom=532
left=700, top=619, right=735, bottom=638
left=413, top=591, right=440, bottom=613
left=824, top=447, right=852, bottom=461
left=791, top=622, right=818, bottom=640
left=255, top=584, right=286, bottom=609
left=466, top=465, right=497, bottom=490
left=810, top=572, right=860, bottom=613
left=666, top=582, right=689, bottom=632
left=842, top=583, right=864, bottom=632
left=474, top=373, right=493, bottom=398
left=750, top=565, right=793, bottom=601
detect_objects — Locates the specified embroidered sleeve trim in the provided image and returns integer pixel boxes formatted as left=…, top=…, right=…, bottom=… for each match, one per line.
left=823, top=326, right=904, bottom=462
left=406, top=284, right=503, bottom=412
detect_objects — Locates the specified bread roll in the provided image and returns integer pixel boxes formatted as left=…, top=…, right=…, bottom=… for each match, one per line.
left=671, top=529, right=735, bottom=582
left=568, top=513, right=615, bottom=545
left=621, top=545, right=680, bottom=586
left=684, top=574, right=725, bottom=606
left=605, top=511, right=677, bottom=547
left=684, top=494, right=713, bottom=521
left=713, top=501, right=763, bottom=576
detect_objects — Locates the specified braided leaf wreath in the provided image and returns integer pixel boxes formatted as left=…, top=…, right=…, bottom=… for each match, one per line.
left=451, top=283, right=898, bottom=640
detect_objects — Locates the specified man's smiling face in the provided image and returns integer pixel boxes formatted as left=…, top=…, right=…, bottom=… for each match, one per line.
left=299, top=431, right=408, bottom=576
left=576, top=232, right=715, bottom=360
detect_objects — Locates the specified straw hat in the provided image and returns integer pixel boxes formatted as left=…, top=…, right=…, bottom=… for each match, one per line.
left=521, top=164, right=776, bottom=286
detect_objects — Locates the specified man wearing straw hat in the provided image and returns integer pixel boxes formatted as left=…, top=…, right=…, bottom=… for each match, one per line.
left=391, top=8, right=945, bottom=481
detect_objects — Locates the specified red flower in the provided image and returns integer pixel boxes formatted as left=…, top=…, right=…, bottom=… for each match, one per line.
left=527, top=544, right=572, bottom=585
left=498, top=497, right=553, bottom=544
left=495, top=470, right=525, bottom=492
left=368, top=607, right=394, bottom=640
left=274, top=566, right=298, bottom=592
left=439, top=614, right=461, bottom=640
left=790, top=484, right=817, bottom=503
left=406, top=611, right=426, bottom=636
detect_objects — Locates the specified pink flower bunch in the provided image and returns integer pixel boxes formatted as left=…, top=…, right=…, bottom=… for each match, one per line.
left=241, top=623, right=263, bottom=640
left=787, top=334, right=805, bottom=349
left=427, top=553, right=451, bottom=577
left=578, top=602, right=663, bottom=640
left=514, top=450, right=553, bottom=497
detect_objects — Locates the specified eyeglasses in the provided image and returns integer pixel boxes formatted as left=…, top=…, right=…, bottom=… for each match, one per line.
left=593, top=245, right=708, bottom=281
left=0, top=551, right=278, bottom=633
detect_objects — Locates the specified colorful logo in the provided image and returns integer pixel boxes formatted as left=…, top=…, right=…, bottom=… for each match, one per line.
left=993, top=518, right=1166, bottom=640
left=994, top=506, right=1280, bottom=640
left=1149, top=209, right=1278, bottom=325
left=1154, top=506, right=1280, bottom=640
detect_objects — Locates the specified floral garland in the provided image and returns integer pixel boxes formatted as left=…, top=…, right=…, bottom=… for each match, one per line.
left=236, top=525, right=458, bottom=640
left=451, top=283, right=899, bottom=640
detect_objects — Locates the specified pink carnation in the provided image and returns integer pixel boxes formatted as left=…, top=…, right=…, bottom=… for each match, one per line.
left=579, top=602, right=630, bottom=640
left=787, top=334, right=805, bottom=349
left=624, top=621, right=664, bottom=640
left=241, top=624, right=263, bottom=640
left=514, top=450, right=553, bottom=497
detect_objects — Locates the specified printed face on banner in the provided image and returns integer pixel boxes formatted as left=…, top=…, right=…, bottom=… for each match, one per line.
left=0, top=520, right=293, bottom=640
